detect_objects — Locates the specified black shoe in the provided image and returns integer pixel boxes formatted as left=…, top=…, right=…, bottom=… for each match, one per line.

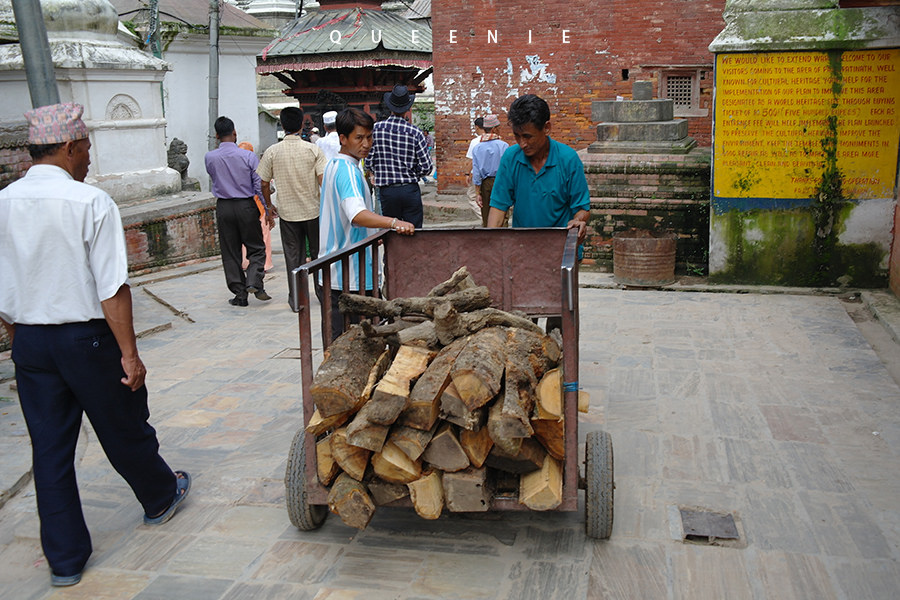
left=229, top=296, right=248, bottom=307
left=254, top=289, right=272, bottom=301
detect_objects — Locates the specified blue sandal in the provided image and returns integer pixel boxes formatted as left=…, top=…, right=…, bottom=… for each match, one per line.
left=144, top=470, right=191, bottom=526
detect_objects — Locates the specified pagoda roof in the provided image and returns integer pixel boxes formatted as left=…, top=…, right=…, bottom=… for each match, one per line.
left=257, top=6, right=431, bottom=73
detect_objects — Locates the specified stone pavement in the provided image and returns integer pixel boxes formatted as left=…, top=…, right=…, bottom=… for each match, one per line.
left=1, top=224, right=900, bottom=599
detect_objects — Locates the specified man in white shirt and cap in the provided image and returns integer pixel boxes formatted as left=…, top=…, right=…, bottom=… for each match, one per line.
left=316, top=110, right=341, bottom=162
left=0, top=103, right=190, bottom=587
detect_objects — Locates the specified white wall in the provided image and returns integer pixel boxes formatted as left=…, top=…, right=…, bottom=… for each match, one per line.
left=161, top=33, right=269, bottom=192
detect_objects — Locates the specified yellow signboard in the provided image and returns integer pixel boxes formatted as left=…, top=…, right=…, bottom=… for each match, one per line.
left=714, top=49, right=900, bottom=202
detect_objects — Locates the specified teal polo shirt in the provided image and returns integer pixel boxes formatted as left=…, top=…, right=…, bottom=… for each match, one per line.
left=489, top=138, right=590, bottom=227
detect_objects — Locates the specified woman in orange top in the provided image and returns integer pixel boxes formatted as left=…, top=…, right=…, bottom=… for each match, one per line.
left=238, top=141, right=274, bottom=272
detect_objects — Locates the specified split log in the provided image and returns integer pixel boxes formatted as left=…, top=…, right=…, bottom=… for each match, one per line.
left=389, top=424, right=437, bottom=461
left=339, top=286, right=492, bottom=319
left=395, top=320, right=439, bottom=348
left=519, top=454, right=563, bottom=511
left=444, top=467, right=491, bottom=512
left=316, top=434, right=341, bottom=486
left=492, top=328, right=563, bottom=441
left=532, top=368, right=565, bottom=460
left=427, top=266, right=476, bottom=297
left=422, top=423, right=470, bottom=472
left=531, top=420, right=565, bottom=461
left=439, top=381, right=486, bottom=430
left=487, top=400, right=523, bottom=456
left=442, top=406, right=486, bottom=431
left=433, top=303, right=544, bottom=346
left=484, top=438, right=546, bottom=474
left=459, top=426, right=494, bottom=468
left=345, top=408, right=390, bottom=452
left=306, top=408, right=353, bottom=436
left=407, top=470, right=444, bottom=520
left=330, top=427, right=371, bottom=481
left=368, top=480, right=410, bottom=506
left=400, top=337, right=468, bottom=430
left=360, top=318, right=421, bottom=338
left=367, top=345, right=436, bottom=425
left=450, top=327, right=507, bottom=411
left=534, top=368, right=563, bottom=420
left=360, top=348, right=393, bottom=404
left=311, top=325, right=388, bottom=417
left=372, top=441, right=423, bottom=484
left=327, top=473, right=375, bottom=529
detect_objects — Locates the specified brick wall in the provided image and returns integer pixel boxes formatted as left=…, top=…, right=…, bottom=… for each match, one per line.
left=0, top=146, right=31, bottom=192
left=432, top=0, right=725, bottom=190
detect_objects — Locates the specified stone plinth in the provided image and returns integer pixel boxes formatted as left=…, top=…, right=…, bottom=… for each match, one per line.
left=580, top=148, right=711, bottom=271
left=121, top=193, right=219, bottom=273
left=589, top=82, right=698, bottom=155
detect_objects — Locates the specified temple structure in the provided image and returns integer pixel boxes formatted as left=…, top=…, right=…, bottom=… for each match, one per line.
left=0, top=0, right=179, bottom=201
left=255, top=0, right=432, bottom=132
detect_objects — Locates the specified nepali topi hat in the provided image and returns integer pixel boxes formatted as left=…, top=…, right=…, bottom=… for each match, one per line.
left=384, top=84, right=415, bottom=113
left=25, top=102, right=89, bottom=145
left=482, top=114, right=501, bottom=128
left=322, top=111, right=337, bottom=125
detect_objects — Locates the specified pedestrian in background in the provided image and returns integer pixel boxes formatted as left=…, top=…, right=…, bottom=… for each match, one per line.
left=205, top=116, right=271, bottom=306
left=257, top=107, right=326, bottom=308
left=471, top=114, right=509, bottom=226
left=465, top=117, right=485, bottom=219
left=0, top=103, right=190, bottom=587
left=365, top=85, right=432, bottom=228
left=316, top=110, right=340, bottom=161
left=238, top=141, right=274, bottom=272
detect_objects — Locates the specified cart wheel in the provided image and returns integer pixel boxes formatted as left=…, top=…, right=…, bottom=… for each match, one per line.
left=585, top=430, right=614, bottom=540
left=285, top=428, right=328, bottom=530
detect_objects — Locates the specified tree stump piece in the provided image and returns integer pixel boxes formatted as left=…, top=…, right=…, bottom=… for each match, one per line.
left=327, top=473, right=375, bottom=529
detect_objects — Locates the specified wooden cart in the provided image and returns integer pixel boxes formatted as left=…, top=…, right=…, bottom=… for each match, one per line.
left=285, top=228, right=614, bottom=538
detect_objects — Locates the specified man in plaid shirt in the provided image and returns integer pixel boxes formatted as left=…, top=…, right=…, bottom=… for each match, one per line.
left=365, top=85, right=433, bottom=228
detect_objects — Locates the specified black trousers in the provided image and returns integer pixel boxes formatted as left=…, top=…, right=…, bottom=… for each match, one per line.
left=12, top=320, right=176, bottom=577
left=216, top=198, right=266, bottom=299
left=279, top=217, right=319, bottom=281
left=379, top=183, right=424, bottom=228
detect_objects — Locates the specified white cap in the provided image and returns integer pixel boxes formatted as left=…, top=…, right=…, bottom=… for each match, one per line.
left=323, top=111, right=337, bottom=125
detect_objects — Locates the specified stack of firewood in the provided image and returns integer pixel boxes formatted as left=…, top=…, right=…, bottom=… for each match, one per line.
left=307, top=267, right=569, bottom=530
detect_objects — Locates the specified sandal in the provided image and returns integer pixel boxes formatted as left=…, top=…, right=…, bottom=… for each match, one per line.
left=144, top=470, right=191, bottom=525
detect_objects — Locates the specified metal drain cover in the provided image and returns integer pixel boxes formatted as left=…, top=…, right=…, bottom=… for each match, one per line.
left=680, top=508, right=739, bottom=541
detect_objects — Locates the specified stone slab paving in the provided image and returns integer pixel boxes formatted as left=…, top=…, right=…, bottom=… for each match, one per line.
left=0, top=258, right=899, bottom=599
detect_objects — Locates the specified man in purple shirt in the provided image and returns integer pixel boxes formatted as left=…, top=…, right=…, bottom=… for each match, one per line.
left=205, top=116, right=270, bottom=307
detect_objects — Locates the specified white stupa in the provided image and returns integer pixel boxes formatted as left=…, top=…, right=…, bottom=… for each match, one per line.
left=0, top=0, right=180, bottom=201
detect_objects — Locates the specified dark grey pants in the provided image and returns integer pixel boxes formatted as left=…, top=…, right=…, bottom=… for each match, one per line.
left=379, top=183, right=423, bottom=228
left=216, top=198, right=265, bottom=299
left=279, top=217, right=320, bottom=281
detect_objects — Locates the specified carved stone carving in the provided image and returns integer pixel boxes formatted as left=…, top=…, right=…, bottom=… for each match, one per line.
left=167, top=137, right=200, bottom=191
left=106, top=94, right=142, bottom=120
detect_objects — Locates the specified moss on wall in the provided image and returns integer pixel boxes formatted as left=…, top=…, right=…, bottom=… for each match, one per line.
left=710, top=204, right=888, bottom=287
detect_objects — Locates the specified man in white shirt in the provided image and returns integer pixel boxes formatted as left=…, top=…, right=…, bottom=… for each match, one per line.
left=465, top=117, right=485, bottom=219
left=316, top=110, right=340, bottom=162
left=0, top=103, right=189, bottom=588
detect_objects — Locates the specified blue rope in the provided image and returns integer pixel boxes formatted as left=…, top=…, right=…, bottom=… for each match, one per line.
left=563, top=381, right=579, bottom=392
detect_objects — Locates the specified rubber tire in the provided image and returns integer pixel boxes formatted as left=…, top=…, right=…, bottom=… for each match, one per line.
left=285, top=428, right=328, bottom=530
left=585, top=430, right=614, bottom=539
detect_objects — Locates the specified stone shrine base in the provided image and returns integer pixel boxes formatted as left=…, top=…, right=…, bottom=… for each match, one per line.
left=120, top=192, right=220, bottom=274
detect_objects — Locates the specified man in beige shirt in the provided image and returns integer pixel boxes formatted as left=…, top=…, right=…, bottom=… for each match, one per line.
left=258, top=107, right=327, bottom=306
